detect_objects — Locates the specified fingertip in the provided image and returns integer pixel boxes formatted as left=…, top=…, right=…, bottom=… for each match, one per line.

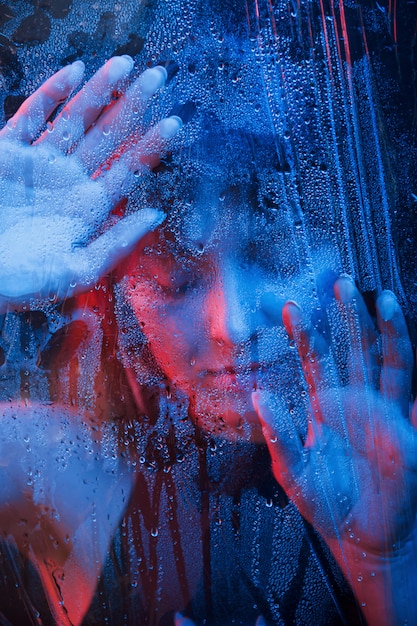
left=282, top=300, right=302, bottom=334
left=121, top=54, right=134, bottom=66
left=252, top=389, right=273, bottom=427
left=58, top=60, right=84, bottom=88
left=71, top=59, right=85, bottom=72
left=159, top=115, right=183, bottom=139
left=107, top=55, right=134, bottom=84
left=139, top=208, right=166, bottom=228
left=154, top=65, right=168, bottom=82
left=140, top=66, right=167, bottom=99
left=68, top=59, right=85, bottom=86
left=377, top=290, right=399, bottom=322
left=334, top=275, right=356, bottom=304
left=122, top=209, right=165, bottom=235
left=251, top=389, right=262, bottom=413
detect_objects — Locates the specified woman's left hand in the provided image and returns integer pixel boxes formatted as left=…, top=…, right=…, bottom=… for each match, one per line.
left=253, top=278, right=417, bottom=625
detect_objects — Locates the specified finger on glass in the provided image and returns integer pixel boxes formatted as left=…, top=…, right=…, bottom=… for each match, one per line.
left=333, top=276, right=378, bottom=387
left=39, top=55, right=135, bottom=153
left=98, top=115, right=182, bottom=203
left=252, top=388, right=304, bottom=494
left=0, top=61, right=85, bottom=144
left=76, top=65, right=168, bottom=172
left=282, top=300, right=329, bottom=421
left=376, top=290, right=413, bottom=416
left=69, top=209, right=165, bottom=291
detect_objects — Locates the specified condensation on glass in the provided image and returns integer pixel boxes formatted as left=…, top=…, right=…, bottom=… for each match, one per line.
left=0, top=0, right=415, bottom=624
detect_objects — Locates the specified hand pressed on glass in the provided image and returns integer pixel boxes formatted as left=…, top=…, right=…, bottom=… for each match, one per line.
left=253, top=278, right=417, bottom=625
left=0, top=57, right=181, bottom=305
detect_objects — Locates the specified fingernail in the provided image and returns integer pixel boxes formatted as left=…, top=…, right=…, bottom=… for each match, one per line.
left=121, top=54, right=134, bottom=65
left=71, top=60, right=85, bottom=71
left=160, top=115, right=183, bottom=139
left=69, top=60, right=85, bottom=82
left=141, top=66, right=167, bottom=99
left=379, top=290, right=398, bottom=322
left=335, top=276, right=356, bottom=304
left=107, top=55, right=134, bottom=83
left=154, top=65, right=168, bottom=81
left=282, top=300, right=302, bottom=330
left=252, top=390, right=268, bottom=418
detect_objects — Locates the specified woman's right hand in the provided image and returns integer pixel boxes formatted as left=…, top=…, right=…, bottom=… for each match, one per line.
left=0, top=56, right=181, bottom=307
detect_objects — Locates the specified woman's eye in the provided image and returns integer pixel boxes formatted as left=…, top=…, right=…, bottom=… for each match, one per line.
left=160, top=276, right=199, bottom=299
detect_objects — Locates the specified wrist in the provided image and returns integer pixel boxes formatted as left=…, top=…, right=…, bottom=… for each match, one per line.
left=328, top=529, right=417, bottom=626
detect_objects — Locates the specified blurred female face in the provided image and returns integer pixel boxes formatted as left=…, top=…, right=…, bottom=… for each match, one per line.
left=124, top=182, right=329, bottom=440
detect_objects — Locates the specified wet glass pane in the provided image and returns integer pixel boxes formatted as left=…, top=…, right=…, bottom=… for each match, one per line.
left=0, top=1, right=416, bottom=624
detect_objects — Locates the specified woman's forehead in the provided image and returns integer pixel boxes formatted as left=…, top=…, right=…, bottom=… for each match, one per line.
left=163, top=198, right=279, bottom=260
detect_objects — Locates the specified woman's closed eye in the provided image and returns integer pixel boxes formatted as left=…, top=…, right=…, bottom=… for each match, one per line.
left=159, top=272, right=201, bottom=299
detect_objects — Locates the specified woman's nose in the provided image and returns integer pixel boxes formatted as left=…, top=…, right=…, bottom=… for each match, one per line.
left=205, top=265, right=281, bottom=346
left=205, top=283, right=249, bottom=346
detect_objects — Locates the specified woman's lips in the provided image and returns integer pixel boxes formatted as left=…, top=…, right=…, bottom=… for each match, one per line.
left=196, top=364, right=265, bottom=392
left=197, top=362, right=274, bottom=378
left=199, top=363, right=254, bottom=376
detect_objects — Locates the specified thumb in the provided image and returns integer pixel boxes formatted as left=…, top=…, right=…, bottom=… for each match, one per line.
left=74, top=209, right=165, bottom=286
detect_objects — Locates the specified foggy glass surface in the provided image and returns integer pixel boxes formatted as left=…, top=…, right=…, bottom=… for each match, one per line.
left=0, top=1, right=416, bottom=624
